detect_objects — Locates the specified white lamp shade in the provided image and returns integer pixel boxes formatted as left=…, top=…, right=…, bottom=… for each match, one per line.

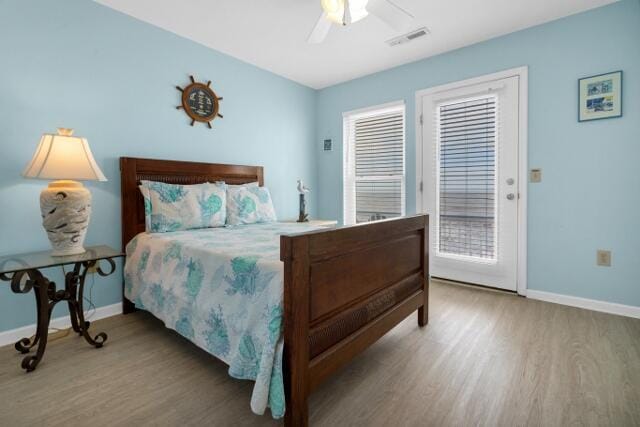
left=22, top=128, right=107, bottom=182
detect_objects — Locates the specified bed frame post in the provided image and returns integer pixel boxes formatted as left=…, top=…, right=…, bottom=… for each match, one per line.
left=281, top=235, right=310, bottom=427
left=418, top=215, right=429, bottom=327
left=122, top=298, right=136, bottom=315
left=120, top=157, right=138, bottom=315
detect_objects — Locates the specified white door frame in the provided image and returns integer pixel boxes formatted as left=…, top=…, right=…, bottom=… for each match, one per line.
left=415, top=66, right=528, bottom=296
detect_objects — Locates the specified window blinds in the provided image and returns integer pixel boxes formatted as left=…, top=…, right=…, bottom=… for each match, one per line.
left=344, top=104, right=405, bottom=225
left=437, top=96, right=496, bottom=259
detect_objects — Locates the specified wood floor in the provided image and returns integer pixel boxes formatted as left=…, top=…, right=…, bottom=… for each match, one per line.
left=1, top=281, right=639, bottom=426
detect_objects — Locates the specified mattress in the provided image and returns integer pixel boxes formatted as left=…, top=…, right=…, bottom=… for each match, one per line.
left=123, top=222, right=322, bottom=418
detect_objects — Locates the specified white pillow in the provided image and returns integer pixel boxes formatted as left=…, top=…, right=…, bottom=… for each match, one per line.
left=226, top=185, right=277, bottom=225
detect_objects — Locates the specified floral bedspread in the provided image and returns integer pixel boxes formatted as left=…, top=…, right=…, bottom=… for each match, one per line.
left=124, top=222, right=322, bottom=418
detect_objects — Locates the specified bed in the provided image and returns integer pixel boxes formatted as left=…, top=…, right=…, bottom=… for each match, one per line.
left=120, top=157, right=429, bottom=426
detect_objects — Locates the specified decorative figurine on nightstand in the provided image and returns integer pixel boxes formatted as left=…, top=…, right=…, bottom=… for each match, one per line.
left=297, top=179, right=311, bottom=222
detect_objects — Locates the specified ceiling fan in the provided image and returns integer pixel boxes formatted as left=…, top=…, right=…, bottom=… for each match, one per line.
left=308, top=0, right=414, bottom=44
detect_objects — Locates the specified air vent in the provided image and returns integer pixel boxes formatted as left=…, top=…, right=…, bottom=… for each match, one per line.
left=386, top=27, right=430, bottom=47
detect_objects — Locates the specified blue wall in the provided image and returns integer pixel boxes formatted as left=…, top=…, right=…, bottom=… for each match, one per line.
left=315, top=0, right=640, bottom=307
left=0, top=0, right=317, bottom=331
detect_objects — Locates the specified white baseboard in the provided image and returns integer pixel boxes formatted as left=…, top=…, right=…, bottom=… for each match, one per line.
left=527, top=290, right=640, bottom=319
left=0, top=302, right=122, bottom=348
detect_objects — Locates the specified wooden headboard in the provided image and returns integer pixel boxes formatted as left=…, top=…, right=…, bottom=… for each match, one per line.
left=120, top=157, right=264, bottom=250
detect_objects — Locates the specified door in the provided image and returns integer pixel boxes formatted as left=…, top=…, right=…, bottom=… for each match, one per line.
left=420, top=75, right=520, bottom=291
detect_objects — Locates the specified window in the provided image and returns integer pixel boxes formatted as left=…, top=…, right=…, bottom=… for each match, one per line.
left=437, top=96, right=496, bottom=259
left=343, top=102, right=405, bottom=225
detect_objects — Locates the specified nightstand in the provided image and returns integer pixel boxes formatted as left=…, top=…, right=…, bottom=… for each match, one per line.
left=0, top=245, right=123, bottom=372
left=282, top=219, right=338, bottom=228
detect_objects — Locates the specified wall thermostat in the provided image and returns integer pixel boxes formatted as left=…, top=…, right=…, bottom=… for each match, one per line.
left=530, top=168, right=542, bottom=183
left=323, top=138, right=333, bottom=151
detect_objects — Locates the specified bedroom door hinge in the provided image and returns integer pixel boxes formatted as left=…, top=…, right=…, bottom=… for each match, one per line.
left=419, top=181, right=423, bottom=192
left=420, top=114, right=423, bottom=125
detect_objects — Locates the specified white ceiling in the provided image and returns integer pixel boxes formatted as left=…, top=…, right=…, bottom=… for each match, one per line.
left=95, top=0, right=616, bottom=89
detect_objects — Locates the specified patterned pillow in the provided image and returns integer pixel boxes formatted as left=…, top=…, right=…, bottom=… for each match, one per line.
left=140, top=181, right=226, bottom=232
left=139, top=185, right=152, bottom=231
left=226, top=185, right=277, bottom=225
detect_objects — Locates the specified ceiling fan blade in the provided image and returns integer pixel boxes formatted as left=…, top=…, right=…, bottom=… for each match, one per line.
left=366, top=0, right=414, bottom=32
left=307, top=13, right=332, bottom=44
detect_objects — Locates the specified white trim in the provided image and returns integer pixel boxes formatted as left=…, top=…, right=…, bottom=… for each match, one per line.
left=342, top=100, right=405, bottom=119
left=516, top=68, right=529, bottom=297
left=527, top=290, right=640, bottom=319
left=415, top=66, right=529, bottom=295
left=0, top=302, right=122, bottom=348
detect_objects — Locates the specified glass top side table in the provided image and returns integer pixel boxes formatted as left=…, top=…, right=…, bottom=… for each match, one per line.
left=0, top=245, right=123, bottom=372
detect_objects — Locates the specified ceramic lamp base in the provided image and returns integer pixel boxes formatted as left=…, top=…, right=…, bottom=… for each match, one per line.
left=40, top=180, right=91, bottom=257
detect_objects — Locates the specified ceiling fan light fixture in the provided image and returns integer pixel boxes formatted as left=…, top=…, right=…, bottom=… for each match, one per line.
left=321, top=0, right=341, bottom=13
left=321, top=0, right=368, bottom=25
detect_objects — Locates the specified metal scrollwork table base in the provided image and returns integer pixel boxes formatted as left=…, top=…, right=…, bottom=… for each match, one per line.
left=0, top=246, right=123, bottom=372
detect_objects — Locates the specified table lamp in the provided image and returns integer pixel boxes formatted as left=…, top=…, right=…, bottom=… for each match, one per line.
left=22, top=128, right=107, bottom=256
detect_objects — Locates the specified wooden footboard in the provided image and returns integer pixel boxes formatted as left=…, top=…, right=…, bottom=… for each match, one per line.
left=280, top=215, right=429, bottom=426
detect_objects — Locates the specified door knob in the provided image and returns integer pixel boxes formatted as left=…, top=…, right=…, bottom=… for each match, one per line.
left=506, top=193, right=515, bottom=200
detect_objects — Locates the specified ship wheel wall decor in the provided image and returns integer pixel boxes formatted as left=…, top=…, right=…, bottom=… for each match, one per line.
left=176, top=75, right=223, bottom=128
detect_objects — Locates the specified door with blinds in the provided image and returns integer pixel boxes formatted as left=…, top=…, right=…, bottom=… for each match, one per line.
left=420, top=76, right=519, bottom=291
left=343, top=102, right=405, bottom=225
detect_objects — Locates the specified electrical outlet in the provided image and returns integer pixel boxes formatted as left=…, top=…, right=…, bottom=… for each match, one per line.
left=530, top=168, right=542, bottom=183
left=596, top=250, right=611, bottom=267
left=87, top=263, right=99, bottom=274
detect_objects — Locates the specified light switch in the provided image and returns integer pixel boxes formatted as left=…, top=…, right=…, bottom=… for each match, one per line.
left=530, top=168, right=542, bottom=183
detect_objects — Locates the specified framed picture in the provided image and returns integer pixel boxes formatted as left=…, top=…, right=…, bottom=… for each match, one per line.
left=578, top=71, right=622, bottom=122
